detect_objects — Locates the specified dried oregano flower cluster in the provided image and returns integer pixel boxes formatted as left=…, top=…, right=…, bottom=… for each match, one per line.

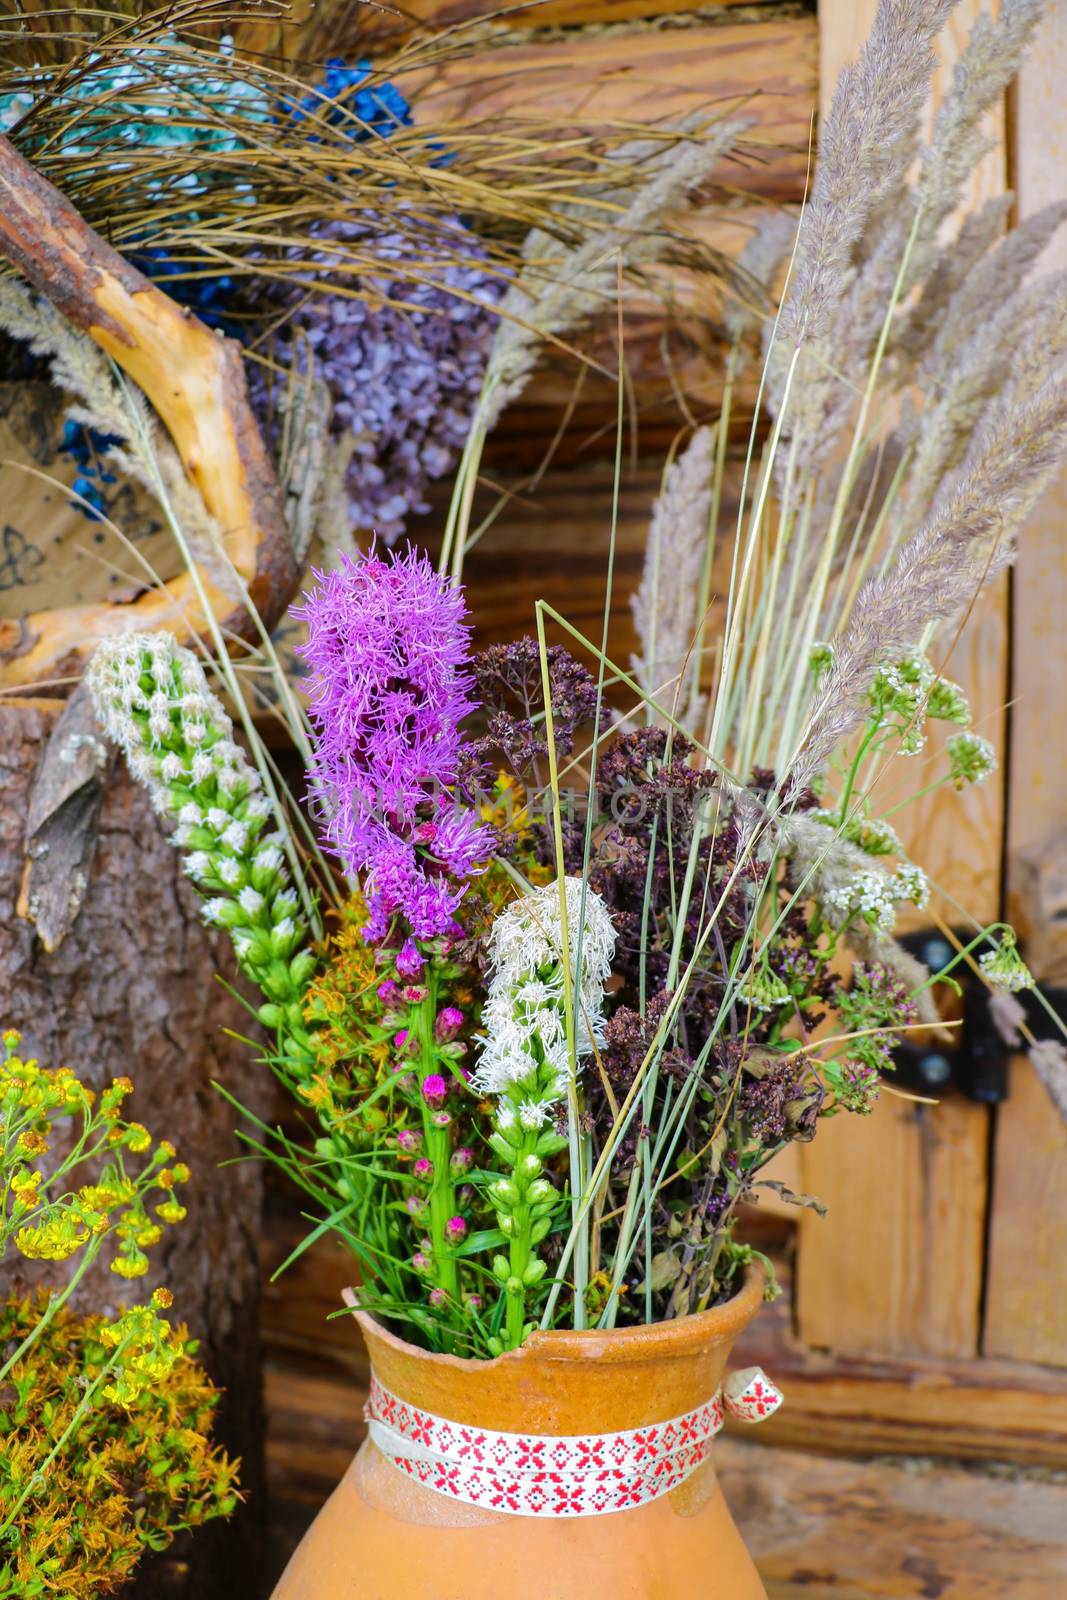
left=0, top=1033, right=237, bottom=1594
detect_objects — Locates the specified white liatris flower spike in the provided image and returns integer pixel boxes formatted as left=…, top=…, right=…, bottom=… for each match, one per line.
left=475, top=876, right=617, bottom=1103
left=86, top=631, right=318, bottom=1059
left=472, top=876, right=616, bottom=1355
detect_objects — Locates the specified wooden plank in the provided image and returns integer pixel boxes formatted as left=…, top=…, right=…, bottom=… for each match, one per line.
left=417, top=459, right=743, bottom=664
left=479, top=210, right=769, bottom=469
left=983, top=2, right=1067, bottom=1371
left=725, top=1438, right=1067, bottom=1599
left=736, top=1285, right=1067, bottom=1469
left=402, top=0, right=782, bottom=29
left=794, top=0, right=1007, bottom=1363
left=406, top=16, right=818, bottom=200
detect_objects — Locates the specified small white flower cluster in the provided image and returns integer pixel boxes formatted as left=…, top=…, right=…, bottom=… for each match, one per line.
left=87, top=632, right=316, bottom=1046
left=824, top=862, right=930, bottom=937
left=979, top=933, right=1034, bottom=993
left=813, top=809, right=902, bottom=858
left=473, top=878, right=616, bottom=1130
left=947, top=731, right=997, bottom=789
left=869, top=653, right=978, bottom=758
left=869, top=655, right=935, bottom=754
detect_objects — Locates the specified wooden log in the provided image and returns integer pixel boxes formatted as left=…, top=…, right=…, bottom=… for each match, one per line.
left=793, top=0, right=1006, bottom=1365
left=0, top=136, right=297, bottom=690
left=0, top=699, right=271, bottom=1600
left=982, top=2, right=1067, bottom=1372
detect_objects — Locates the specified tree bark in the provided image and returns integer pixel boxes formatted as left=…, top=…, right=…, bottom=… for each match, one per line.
left=0, top=699, right=271, bottom=1599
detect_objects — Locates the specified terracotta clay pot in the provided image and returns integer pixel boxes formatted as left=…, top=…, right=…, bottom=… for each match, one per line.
left=272, top=1265, right=768, bottom=1600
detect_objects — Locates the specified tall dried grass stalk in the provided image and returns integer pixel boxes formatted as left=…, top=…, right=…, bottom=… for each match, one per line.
left=477, top=123, right=749, bottom=434
left=630, top=427, right=715, bottom=728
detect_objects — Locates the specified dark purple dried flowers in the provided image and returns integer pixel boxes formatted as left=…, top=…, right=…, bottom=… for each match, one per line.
left=293, top=547, right=494, bottom=940
left=465, top=638, right=600, bottom=781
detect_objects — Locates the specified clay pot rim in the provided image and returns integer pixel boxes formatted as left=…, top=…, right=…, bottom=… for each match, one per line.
left=344, top=1261, right=764, bottom=1373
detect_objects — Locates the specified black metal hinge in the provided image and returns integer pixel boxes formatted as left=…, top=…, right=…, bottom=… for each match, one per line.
left=888, top=928, right=1067, bottom=1105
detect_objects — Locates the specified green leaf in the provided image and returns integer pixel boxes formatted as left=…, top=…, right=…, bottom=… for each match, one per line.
left=454, top=1228, right=507, bottom=1259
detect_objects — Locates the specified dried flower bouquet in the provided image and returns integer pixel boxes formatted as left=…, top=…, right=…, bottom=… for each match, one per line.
left=82, top=0, right=1067, bottom=1369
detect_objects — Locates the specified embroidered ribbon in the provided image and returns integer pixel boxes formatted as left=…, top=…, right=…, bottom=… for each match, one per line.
left=364, top=1366, right=783, bottom=1519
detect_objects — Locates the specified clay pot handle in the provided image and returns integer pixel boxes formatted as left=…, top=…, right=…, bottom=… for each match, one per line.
left=721, top=1366, right=784, bottom=1424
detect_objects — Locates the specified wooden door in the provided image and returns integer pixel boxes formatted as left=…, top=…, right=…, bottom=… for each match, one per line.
left=980, top=4, right=1067, bottom=1373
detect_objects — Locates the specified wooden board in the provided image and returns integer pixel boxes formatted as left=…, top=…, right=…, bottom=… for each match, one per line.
left=416, top=458, right=743, bottom=666
left=727, top=1439, right=1067, bottom=1599
left=406, top=15, right=818, bottom=200
left=983, top=1, right=1067, bottom=1371
left=406, top=13, right=814, bottom=457
left=0, top=384, right=181, bottom=625
left=735, top=1286, right=1067, bottom=1469
left=479, top=210, right=771, bottom=470
left=400, top=0, right=786, bottom=29
left=793, top=0, right=1008, bottom=1364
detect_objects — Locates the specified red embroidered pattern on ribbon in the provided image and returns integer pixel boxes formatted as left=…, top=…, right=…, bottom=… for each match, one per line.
left=364, top=1366, right=783, bottom=1519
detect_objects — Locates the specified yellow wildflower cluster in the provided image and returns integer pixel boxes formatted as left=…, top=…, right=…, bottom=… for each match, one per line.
left=301, top=895, right=396, bottom=1127
left=0, top=1291, right=239, bottom=1598
left=1, top=1032, right=190, bottom=1280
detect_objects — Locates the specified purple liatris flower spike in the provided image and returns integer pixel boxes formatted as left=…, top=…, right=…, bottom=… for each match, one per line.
left=294, top=546, right=494, bottom=938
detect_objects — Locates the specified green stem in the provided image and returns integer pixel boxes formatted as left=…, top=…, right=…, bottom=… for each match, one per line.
left=878, top=773, right=952, bottom=819
left=413, top=983, right=459, bottom=1308
left=504, top=1130, right=538, bottom=1350
left=834, top=719, right=882, bottom=823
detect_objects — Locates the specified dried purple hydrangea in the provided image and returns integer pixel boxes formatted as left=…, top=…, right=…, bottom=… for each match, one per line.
left=293, top=547, right=494, bottom=939
left=252, top=215, right=503, bottom=541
